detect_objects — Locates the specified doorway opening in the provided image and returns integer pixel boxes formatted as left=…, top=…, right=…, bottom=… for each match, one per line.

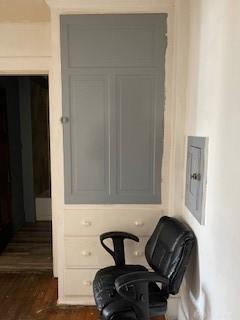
left=0, top=75, right=52, bottom=272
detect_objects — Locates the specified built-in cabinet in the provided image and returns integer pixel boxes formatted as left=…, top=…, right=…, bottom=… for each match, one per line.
left=60, top=14, right=167, bottom=303
left=63, top=208, right=161, bottom=299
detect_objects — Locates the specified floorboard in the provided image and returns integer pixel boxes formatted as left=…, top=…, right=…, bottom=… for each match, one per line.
left=0, top=272, right=98, bottom=320
left=0, top=222, right=52, bottom=272
left=0, top=222, right=165, bottom=319
left=0, top=272, right=165, bottom=320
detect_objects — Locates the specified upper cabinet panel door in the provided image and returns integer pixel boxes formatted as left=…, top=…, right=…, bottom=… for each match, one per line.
left=61, top=15, right=167, bottom=68
left=114, top=72, right=163, bottom=203
left=61, top=14, right=167, bottom=204
left=63, top=74, right=111, bottom=203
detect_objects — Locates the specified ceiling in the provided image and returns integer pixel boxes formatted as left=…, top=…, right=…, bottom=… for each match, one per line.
left=0, top=0, right=50, bottom=22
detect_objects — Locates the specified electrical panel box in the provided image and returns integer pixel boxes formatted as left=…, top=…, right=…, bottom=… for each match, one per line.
left=185, top=136, right=208, bottom=225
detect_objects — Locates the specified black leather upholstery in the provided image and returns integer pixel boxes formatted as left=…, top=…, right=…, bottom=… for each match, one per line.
left=145, top=216, right=195, bottom=294
left=93, top=216, right=195, bottom=320
left=93, top=265, right=147, bottom=310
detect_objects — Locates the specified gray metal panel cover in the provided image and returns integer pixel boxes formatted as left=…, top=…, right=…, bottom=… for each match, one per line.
left=185, top=136, right=207, bottom=224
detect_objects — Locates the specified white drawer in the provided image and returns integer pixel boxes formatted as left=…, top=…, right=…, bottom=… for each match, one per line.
left=65, top=237, right=148, bottom=267
left=64, top=208, right=161, bottom=236
left=64, top=269, right=96, bottom=296
left=65, top=238, right=112, bottom=267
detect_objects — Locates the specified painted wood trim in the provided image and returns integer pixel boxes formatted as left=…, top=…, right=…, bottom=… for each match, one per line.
left=48, top=9, right=65, bottom=290
left=0, top=58, right=56, bottom=277
left=57, top=296, right=95, bottom=305
left=63, top=204, right=163, bottom=210
left=178, top=300, right=188, bottom=320
left=48, top=2, right=177, bottom=303
left=0, top=57, right=51, bottom=74
left=46, top=0, right=174, bottom=13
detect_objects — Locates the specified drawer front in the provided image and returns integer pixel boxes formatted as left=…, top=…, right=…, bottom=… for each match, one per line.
left=64, top=269, right=96, bottom=296
left=125, top=238, right=148, bottom=265
left=65, top=237, right=148, bottom=267
left=64, top=208, right=161, bottom=236
left=65, top=238, right=112, bottom=267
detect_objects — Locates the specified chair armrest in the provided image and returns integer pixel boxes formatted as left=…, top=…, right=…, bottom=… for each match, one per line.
left=115, top=271, right=169, bottom=320
left=115, top=271, right=169, bottom=291
left=100, top=231, right=139, bottom=266
left=100, top=231, right=139, bottom=242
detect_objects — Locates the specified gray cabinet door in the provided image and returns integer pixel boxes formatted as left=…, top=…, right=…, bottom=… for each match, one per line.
left=61, top=14, right=167, bottom=204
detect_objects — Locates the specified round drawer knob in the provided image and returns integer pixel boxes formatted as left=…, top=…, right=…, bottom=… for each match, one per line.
left=81, top=250, right=91, bottom=256
left=134, top=221, right=144, bottom=227
left=82, top=220, right=92, bottom=227
left=133, top=250, right=143, bottom=257
left=83, top=280, right=92, bottom=286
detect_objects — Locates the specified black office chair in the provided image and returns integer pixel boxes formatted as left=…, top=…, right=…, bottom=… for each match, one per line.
left=93, top=216, right=195, bottom=320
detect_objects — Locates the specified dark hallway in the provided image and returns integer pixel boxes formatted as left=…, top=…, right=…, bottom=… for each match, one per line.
left=0, top=76, right=52, bottom=272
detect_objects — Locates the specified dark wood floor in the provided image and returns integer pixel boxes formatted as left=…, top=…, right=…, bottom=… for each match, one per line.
left=0, top=272, right=100, bottom=320
left=0, top=223, right=165, bottom=319
left=0, top=272, right=165, bottom=320
left=0, top=221, right=52, bottom=272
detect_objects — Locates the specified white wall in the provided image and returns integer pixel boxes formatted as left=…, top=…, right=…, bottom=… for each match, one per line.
left=0, top=22, right=50, bottom=57
left=0, top=0, right=50, bottom=22
left=177, top=0, right=240, bottom=319
left=0, top=22, right=51, bottom=72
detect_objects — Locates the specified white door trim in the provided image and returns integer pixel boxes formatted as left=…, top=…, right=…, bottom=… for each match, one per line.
left=0, top=60, right=58, bottom=277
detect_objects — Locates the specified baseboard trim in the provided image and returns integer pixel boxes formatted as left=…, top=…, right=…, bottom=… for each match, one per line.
left=58, top=296, right=95, bottom=305
left=36, top=197, right=52, bottom=221
left=166, top=295, right=180, bottom=320
left=178, top=299, right=188, bottom=320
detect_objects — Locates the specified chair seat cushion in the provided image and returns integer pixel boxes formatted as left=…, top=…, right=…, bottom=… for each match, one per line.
left=93, top=265, right=147, bottom=311
left=93, top=264, right=167, bottom=316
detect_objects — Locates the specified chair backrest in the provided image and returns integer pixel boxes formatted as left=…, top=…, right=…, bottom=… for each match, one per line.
left=145, top=216, right=195, bottom=295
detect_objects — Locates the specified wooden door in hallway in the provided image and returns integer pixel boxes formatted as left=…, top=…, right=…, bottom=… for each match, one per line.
left=0, top=87, right=12, bottom=252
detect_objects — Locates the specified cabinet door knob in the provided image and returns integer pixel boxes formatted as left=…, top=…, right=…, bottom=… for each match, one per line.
left=82, top=220, right=92, bottom=227
left=83, top=280, right=92, bottom=286
left=134, top=221, right=144, bottom=227
left=81, top=250, right=91, bottom=256
left=60, top=116, right=69, bottom=124
left=133, top=250, right=143, bottom=257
